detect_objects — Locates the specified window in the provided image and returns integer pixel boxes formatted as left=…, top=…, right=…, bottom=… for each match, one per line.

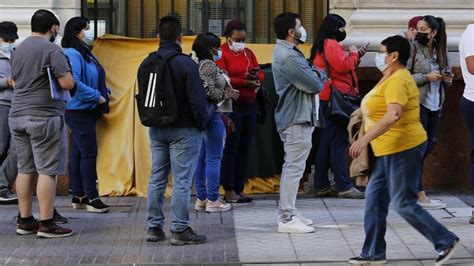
left=82, top=0, right=327, bottom=43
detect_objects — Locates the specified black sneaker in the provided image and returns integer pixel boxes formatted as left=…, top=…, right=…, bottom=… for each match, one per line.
left=16, top=217, right=39, bottom=235
left=435, top=238, right=460, bottom=266
left=71, top=196, right=89, bottom=209
left=314, top=187, right=337, bottom=197
left=37, top=221, right=73, bottom=238
left=170, top=227, right=206, bottom=245
left=86, top=198, right=109, bottom=213
left=53, top=208, right=68, bottom=224
left=146, top=226, right=165, bottom=242
left=348, top=256, right=387, bottom=264
left=0, top=189, right=18, bottom=204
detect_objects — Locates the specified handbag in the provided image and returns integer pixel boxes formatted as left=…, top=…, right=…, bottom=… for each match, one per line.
left=322, top=52, right=361, bottom=125
left=256, top=86, right=269, bottom=124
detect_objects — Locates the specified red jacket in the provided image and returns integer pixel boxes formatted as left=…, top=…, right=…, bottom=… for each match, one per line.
left=216, top=43, right=264, bottom=104
left=313, top=39, right=359, bottom=101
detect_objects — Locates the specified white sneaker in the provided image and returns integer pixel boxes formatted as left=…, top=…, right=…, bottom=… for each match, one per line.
left=418, top=198, right=447, bottom=210
left=297, top=215, right=313, bottom=226
left=194, top=199, right=207, bottom=211
left=206, top=199, right=232, bottom=212
left=278, top=217, right=315, bottom=233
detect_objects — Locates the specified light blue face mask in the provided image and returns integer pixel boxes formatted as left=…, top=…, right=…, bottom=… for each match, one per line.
left=213, top=49, right=222, bottom=62
left=84, top=29, right=94, bottom=46
left=1, top=42, right=14, bottom=53
left=375, top=52, right=389, bottom=72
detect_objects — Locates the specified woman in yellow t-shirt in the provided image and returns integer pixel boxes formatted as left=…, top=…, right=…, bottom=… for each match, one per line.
left=347, top=36, right=459, bottom=265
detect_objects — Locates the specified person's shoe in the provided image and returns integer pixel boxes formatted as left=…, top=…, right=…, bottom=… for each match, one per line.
left=469, top=209, right=474, bottom=224
left=206, top=199, right=232, bottom=212
left=16, top=217, right=39, bottom=235
left=435, top=238, right=460, bottom=266
left=71, top=196, right=89, bottom=209
left=53, top=208, right=68, bottom=224
left=194, top=198, right=207, bottom=211
left=224, top=194, right=253, bottom=204
left=338, top=187, right=365, bottom=199
left=170, top=227, right=206, bottom=245
left=278, top=216, right=315, bottom=234
left=348, top=256, right=387, bottom=264
left=314, top=187, right=337, bottom=197
left=86, top=198, right=109, bottom=213
left=418, top=198, right=447, bottom=210
left=0, top=189, right=18, bottom=204
left=297, top=215, right=313, bottom=226
left=146, top=226, right=165, bottom=242
left=37, top=222, right=73, bottom=238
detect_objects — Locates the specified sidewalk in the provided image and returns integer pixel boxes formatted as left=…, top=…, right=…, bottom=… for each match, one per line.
left=0, top=193, right=472, bottom=265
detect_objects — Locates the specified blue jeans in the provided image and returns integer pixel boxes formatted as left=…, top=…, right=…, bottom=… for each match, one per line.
left=361, top=142, right=458, bottom=260
left=419, top=105, right=441, bottom=191
left=195, top=112, right=226, bottom=201
left=461, top=97, right=474, bottom=188
left=221, top=102, right=257, bottom=194
left=147, top=127, right=202, bottom=232
left=313, top=101, right=353, bottom=191
left=65, top=111, right=100, bottom=199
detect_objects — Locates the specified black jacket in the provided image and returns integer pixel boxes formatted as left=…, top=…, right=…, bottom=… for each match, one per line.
left=157, top=41, right=209, bottom=130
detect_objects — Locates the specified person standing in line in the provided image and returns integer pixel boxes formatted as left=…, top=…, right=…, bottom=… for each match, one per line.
left=62, top=16, right=110, bottom=213
left=145, top=16, right=210, bottom=245
left=272, top=12, right=326, bottom=233
left=459, top=23, right=474, bottom=224
left=10, top=9, right=75, bottom=238
left=192, top=32, right=239, bottom=213
left=398, top=16, right=422, bottom=41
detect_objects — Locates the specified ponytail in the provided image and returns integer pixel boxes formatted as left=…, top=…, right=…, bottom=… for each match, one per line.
left=435, top=17, right=448, bottom=69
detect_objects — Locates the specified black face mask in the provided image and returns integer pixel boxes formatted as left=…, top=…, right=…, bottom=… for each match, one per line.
left=49, top=30, right=57, bottom=43
left=415, top=32, right=431, bottom=46
left=335, top=31, right=346, bottom=42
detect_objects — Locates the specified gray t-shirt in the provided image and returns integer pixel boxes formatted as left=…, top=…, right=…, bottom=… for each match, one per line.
left=10, top=36, right=71, bottom=117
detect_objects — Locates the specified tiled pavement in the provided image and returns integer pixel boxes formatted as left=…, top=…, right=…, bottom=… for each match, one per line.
left=0, top=194, right=473, bottom=265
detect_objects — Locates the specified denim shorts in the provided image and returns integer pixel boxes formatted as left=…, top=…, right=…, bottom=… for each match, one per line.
left=9, top=115, right=66, bottom=176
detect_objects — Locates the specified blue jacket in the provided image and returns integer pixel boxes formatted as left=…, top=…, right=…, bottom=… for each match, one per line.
left=156, top=41, right=210, bottom=130
left=64, top=48, right=102, bottom=110
left=271, top=39, right=326, bottom=132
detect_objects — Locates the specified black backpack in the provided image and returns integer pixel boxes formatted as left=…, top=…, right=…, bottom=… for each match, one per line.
left=136, top=52, right=183, bottom=127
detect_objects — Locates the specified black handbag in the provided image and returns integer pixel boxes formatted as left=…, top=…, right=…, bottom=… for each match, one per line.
left=322, top=52, right=361, bottom=125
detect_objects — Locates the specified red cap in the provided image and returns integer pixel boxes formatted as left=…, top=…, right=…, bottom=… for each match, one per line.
left=408, top=16, right=422, bottom=29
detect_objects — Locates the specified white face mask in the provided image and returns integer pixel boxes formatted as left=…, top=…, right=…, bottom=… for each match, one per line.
left=297, top=26, right=307, bottom=43
left=375, top=52, right=389, bottom=72
left=0, top=42, right=14, bottom=53
left=229, top=40, right=246, bottom=53
left=84, top=29, right=94, bottom=46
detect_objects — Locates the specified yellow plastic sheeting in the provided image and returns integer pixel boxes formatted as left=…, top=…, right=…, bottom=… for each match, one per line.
left=93, top=35, right=309, bottom=196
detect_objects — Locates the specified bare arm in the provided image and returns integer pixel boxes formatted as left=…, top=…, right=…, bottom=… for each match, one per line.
left=57, top=72, right=75, bottom=90
left=466, top=56, right=474, bottom=75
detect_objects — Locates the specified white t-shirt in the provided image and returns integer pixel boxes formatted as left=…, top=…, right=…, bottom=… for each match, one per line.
left=459, top=24, right=474, bottom=101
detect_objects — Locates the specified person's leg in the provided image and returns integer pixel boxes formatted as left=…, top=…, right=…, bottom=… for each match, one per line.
left=313, top=119, right=331, bottom=190
left=36, top=174, right=56, bottom=220
left=147, top=127, right=171, bottom=229
left=461, top=97, right=474, bottom=224
left=16, top=173, right=35, bottom=217
left=65, top=114, right=84, bottom=198
left=221, top=107, right=243, bottom=199
left=0, top=105, right=15, bottom=194
left=169, top=128, right=202, bottom=232
left=194, top=141, right=207, bottom=201
left=359, top=156, right=390, bottom=261
left=233, top=102, right=257, bottom=195
left=205, top=113, right=226, bottom=202
left=388, top=143, right=458, bottom=253
left=330, top=120, right=355, bottom=192
left=278, top=125, right=313, bottom=227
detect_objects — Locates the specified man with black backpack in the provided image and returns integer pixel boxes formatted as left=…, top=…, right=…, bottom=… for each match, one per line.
left=137, top=16, right=210, bottom=245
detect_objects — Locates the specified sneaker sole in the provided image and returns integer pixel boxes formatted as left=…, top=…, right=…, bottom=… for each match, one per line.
left=348, top=259, right=387, bottom=264
left=146, top=236, right=165, bottom=242
left=194, top=206, right=206, bottom=211
left=16, top=229, right=37, bottom=235
left=86, top=205, right=109, bottom=213
left=0, top=198, right=18, bottom=204
left=169, top=239, right=206, bottom=245
left=72, top=203, right=86, bottom=209
left=278, top=227, right=315, bottom=234
left=205, top=207, right=232, bottom=213
left=435, top=239, right=460, bottom=266
left=37, top=231, right=73, bottom=238
left=420, top=204, right=447, bottom=210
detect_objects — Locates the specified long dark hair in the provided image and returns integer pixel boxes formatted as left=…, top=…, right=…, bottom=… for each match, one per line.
left=192, top=32, right=221, bottom=61
left=61, top=17, right=93, bottom=62
left=421, top=15, right=448, bottom=69
left=310, top=14, right=346, bottom=61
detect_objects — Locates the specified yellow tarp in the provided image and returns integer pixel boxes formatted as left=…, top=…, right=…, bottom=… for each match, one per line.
left=93, top=35, right=311, bottom=197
